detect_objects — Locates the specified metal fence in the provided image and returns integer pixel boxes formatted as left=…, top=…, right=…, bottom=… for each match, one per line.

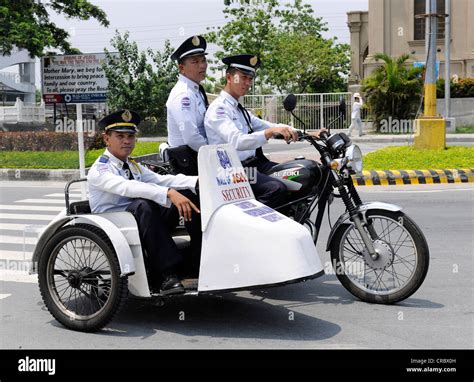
left=242, top=92, right=352, bottom=130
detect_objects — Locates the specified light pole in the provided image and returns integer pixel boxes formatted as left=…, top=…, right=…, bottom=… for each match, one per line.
left=414, top=0, right=446, bottom=150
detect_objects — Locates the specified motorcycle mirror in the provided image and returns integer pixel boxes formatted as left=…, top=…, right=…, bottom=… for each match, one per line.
left=283, top=94, right=297, bottom=112
left=338, top=97, right=346, bottom=118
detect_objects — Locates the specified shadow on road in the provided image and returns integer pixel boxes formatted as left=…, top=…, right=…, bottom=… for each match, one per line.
left=89, top=277, right=348, bottom=342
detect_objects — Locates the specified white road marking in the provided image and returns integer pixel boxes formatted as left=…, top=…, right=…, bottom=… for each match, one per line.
left=0, top=250, right=33, bottom=260
left=0, top=213, right=56, bottom=221
left=15, top=199, right=69, bottom=204
left=0, top=270, right=37, bottom=283
left=0, top=223, right=46, bottom=231
left=45, top=193, right=82, bottom=198
left=0, top=235, right=38, bottom=245
left=0, top=205, right=63, bottom=211
left=0, top=294, right=12, bottom=300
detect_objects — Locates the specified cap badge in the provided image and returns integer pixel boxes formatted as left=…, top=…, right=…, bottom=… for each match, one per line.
left=192, top=36, right=200, bottom=46
left=122, top=110, right=132, bottom=122
left=250, top=56, right=258, bottom=66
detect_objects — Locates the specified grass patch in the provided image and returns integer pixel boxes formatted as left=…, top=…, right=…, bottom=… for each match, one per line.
left=0, top=142, right=161, bottom=169
left=455, top=125, right=474, bottom=134
left=363, top=146, right=474, bottom=170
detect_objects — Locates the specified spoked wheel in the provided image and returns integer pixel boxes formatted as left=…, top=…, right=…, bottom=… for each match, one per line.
left=38, top=224, right=128, bottom=332
left=330, top=209, right=429, bottom=304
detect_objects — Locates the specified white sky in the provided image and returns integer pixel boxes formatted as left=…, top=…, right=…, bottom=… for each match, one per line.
left=31, top=0, right=368, bottom=87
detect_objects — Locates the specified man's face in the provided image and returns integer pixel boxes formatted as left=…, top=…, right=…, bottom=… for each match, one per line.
left=227, top=70, right=254, bottom=98
left=179, top=54, right=208, bottom=83
left=103, top=131, right=136, bottom=161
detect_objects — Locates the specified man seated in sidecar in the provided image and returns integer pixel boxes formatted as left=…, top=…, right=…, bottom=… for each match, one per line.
left=87, top=109, right=201, bottom=295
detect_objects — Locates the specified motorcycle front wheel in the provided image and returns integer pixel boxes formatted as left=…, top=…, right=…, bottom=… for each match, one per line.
left=330, top=209, right=429, bottom=304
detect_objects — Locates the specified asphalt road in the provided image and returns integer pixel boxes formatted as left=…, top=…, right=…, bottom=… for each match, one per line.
left=0, top=181, right=472, bottom=349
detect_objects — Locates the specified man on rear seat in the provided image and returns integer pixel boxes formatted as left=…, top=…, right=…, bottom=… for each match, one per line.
left=87, top=109, right=202, bottom=295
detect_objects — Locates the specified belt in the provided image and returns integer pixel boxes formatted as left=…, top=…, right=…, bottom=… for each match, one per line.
left=241, top=156, right=258, bottom=167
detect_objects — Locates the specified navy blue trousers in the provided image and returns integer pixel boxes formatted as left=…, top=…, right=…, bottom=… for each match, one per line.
left=244, top=159, right=287, bottom=209
left=126, top=190, right=202, bottom=281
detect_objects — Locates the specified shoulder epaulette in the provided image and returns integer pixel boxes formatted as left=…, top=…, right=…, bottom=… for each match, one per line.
left=130, top=159, right=142, bottom=173
left=99, top=155, right=109, bottom=164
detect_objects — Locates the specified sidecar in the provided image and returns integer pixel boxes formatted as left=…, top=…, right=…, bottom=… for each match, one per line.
left=31, top=144, right=324, bottom=332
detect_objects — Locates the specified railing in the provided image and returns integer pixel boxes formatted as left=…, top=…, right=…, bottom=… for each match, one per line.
left=242, top=92, right=352, bottom=130
left=0, top=98, right=45, bottom=124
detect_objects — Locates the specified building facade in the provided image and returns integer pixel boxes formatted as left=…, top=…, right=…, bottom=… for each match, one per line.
left=0, top=47, right=36, bottom=105
left=348, top=0, right=474, bottom=89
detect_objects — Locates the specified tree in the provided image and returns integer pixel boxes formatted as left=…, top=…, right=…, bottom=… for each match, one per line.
left=267, top=32, right=350, bottom=93
left=362, top=53, right=424, bottom=129
left=0, top=0, right=108, bottom=57
left=206, top=0, right=349, bottom=93
left=103, top=31, right=178, bottom=128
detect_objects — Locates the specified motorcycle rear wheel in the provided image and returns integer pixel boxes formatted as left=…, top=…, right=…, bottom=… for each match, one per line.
left=330, top=209, right=429, bottom=304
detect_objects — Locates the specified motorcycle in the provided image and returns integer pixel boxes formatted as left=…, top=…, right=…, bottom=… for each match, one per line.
left=31, top=95, right=429, bottom=332
left=146, top=93, right=430, bottom=305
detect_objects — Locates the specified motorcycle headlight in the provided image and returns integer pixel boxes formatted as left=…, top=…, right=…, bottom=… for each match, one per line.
left=345, top=144, right=363, bottom=173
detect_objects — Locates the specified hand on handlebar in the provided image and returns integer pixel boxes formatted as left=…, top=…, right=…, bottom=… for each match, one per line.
left=307, top=128, right=328, bottom=139
left=267, top=125, right=299, bottom=143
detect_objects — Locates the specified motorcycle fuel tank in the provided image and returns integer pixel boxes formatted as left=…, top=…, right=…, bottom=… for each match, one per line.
left=266, top=159, right=323, bottom=195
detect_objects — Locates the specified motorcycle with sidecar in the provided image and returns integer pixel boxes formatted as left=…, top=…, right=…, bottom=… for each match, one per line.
left=32, top=95, right=429, bottom=332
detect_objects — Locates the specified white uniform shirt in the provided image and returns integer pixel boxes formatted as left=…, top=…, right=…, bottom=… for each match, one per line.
left=166, top=74, right=208, bottom=151
left=204, top=90, right=276, bottom=161
left=351, top=99, right=363, bottom=119
left=87, top=149, right=197, bottom=213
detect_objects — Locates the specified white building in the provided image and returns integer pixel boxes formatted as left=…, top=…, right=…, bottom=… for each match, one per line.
left=0, top=47, right=36, bottom=105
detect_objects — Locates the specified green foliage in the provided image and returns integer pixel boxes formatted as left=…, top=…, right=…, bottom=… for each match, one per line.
left=362, top=53, right=424, bottom=130
left=0, top=131, right=105, bottom=151
left=205, top=0, right=349, bottom=93
left=103, top=32, right=178, bottom=129
left=455, top=125, right=474, bottom=134
left=268, top=32, right=350, bottom=93
left=363, top=146, right=474, bottom=170
left=0, top=0, right=108, bottom=57
left=0, top=142, right=162, bottom=169
left=437, top=77, right=474, bottom=98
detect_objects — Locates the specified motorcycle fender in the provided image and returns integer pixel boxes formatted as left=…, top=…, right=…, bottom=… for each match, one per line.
left=72, top=215, right=136, bottom=277
left=325, top=202, right=403, bottom=251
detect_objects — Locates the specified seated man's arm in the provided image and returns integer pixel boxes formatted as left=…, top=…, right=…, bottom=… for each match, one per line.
left=138, top=163, right=198, bottom=193
left=206, top=105, right=267, bottom=151
left=88, top=164, right=172, bottom=207
left=249, top=112, right=299, bottom=142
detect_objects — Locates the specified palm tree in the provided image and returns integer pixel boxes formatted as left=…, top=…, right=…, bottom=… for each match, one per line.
left=362, top=53, right=424, bottom=131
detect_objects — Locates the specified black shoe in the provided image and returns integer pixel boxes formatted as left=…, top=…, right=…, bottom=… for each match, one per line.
left=160, top=274, right=185, bottom=295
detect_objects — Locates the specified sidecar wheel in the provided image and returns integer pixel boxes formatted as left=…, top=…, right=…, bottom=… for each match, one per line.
left=330, top=209, right=429, bottom=304
left=38, top=224, right=128, bottom=332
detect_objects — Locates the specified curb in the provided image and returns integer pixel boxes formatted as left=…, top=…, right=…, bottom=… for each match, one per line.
left=348, top=135, right=474, bottom=143
left=353, top=168, right=474, bottom=186
left=3, top=167, right=473, bottom=186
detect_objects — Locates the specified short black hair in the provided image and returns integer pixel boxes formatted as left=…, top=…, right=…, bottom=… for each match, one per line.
left=226, top=67, right=238, bottom=75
